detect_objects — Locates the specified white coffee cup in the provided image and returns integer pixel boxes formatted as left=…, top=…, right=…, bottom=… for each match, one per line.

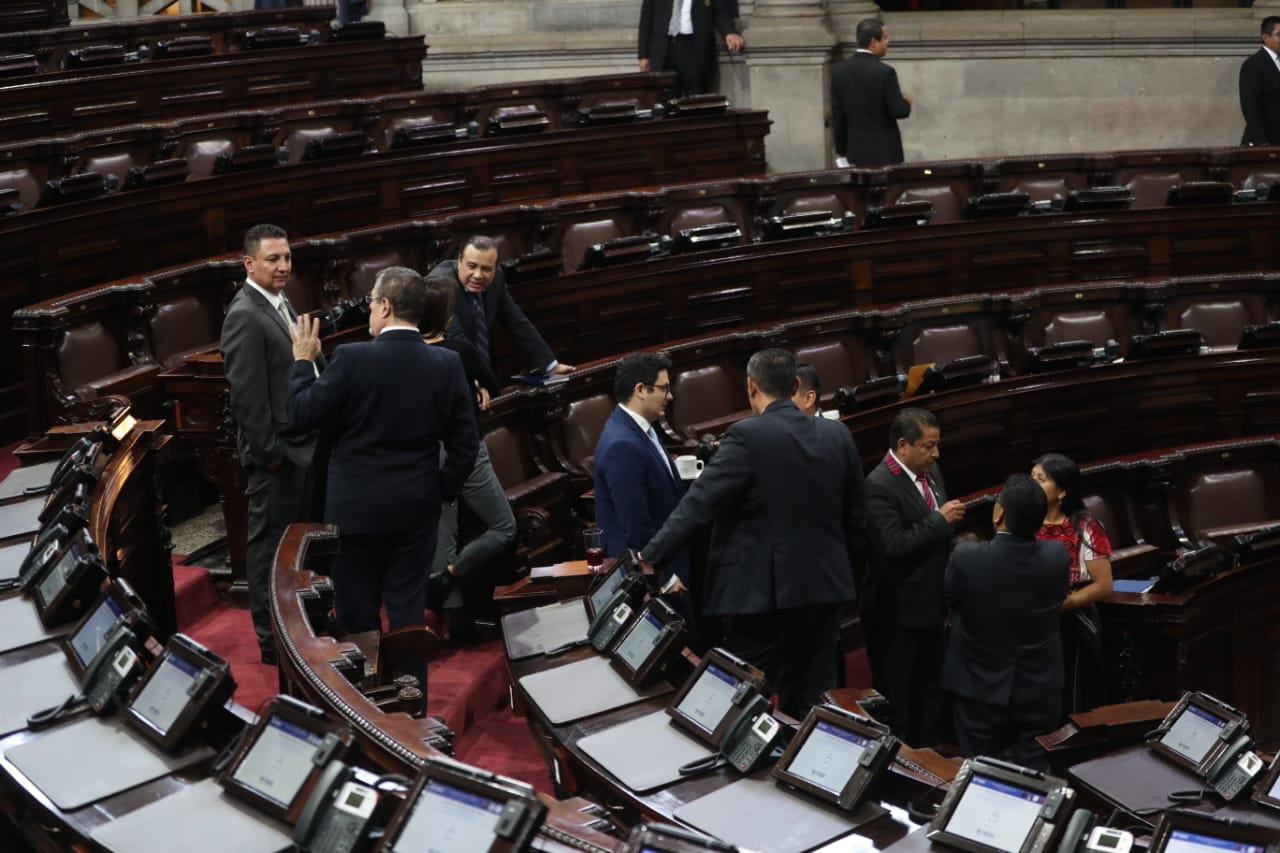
left=675, top=455, right=704, bottom=479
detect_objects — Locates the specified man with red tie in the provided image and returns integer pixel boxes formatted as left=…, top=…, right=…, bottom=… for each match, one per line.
left=862, top=408, right=965, bottom=747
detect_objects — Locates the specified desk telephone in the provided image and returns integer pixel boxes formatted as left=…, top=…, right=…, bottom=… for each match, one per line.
left=720, top=693, right=782, bottom=774
left=1148, top=691, right=1264, bottom=802
left=293, top=760, right=388, bottom=853
left=586, top=568, right=649, bottom=652
left=82, top=620, right=146, bottom=714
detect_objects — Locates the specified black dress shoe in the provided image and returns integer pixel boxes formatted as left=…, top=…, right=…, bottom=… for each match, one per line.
left=260, top=648, right=279, bottom=666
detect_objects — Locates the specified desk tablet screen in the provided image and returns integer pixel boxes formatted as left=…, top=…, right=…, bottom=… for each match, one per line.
left=615, top=609, right=663, bottom=671
left=69, top=595, right=124, bottom=667
left=230, top=715, right=325, bottom=807
left=1163, top=831, right=1265, bottom=853
left=36, top=548, right=75, bottom=605
left=1159, top=704, right=1228, bottom=765
left=130, top=653, right=200, bottom=735
left=784, top=720, right=870, bottom=795
left=1268, top=771, right=1280, bottom=800
left=390, top=779, right=505, bottom=853
left=674, top=662, right=738, bottom=735
left=943, top=773, right=1045, bottom=853
left=588, top=564, right=626, bottom=615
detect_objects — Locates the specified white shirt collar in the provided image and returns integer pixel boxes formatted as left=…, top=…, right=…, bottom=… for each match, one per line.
left=378, top=323, right=420, bottom=335
left=1267, top=45, right=1280, bottom=63
left=245, top=278, right=285, bottom=311
left=618, top=403, right=654, bottom=435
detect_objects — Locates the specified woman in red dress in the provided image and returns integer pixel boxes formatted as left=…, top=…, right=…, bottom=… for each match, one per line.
left=1031, top=453, right=1113, bottom=716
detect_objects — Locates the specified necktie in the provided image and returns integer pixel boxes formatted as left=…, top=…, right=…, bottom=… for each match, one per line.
left=648, top=427, right=676, bottom=480
left=667, top=0, right=683, bottom=36
left=917, top=475, right=936, bottom=510
left=468, top=292, right=490, bottom=367
left=279, top=298, right=319, bottom=378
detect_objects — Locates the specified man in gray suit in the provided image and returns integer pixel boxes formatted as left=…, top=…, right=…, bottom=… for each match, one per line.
left=641, top=348, right=867, bottom=717
left=220, top=224, right=323, bottom=665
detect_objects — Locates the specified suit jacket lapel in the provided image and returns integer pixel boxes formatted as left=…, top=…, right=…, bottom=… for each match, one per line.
left=246, top=285, right=292, bottom=339
left=888, top=464, right=930, bottom=515
left=622, top=409, right=678, bottom=483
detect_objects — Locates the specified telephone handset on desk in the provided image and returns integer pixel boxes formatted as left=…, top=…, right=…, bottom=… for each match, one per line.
left=9, top=503, right=87, bottom=592
left=27, top=614, right=151, bottom=730
left=669, top=648, right=775, bottom=776
left=293, top=760, right=387, bottom=853
left=1053, top=811, right=1133, bottom=853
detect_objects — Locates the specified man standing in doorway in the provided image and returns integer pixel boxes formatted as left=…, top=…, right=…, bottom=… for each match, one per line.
left=638, top=0, right=744, bottom=98
left=831, top=18, right=913, bottom=167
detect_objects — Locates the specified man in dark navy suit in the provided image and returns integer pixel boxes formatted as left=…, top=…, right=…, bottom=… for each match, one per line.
left=942, top=474, right=1069, bottom=771
left=1240, top=17, right=1280, bottom=146
left=830, top=18, right=912, bottom=167
left=642, top=348, right=868, bottom=717
left=286, top=267, right=478, bottom=668
left=593, top=352, right=693, bottom=623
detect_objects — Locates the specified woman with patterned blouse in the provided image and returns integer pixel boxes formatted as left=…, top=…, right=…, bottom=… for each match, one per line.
left=1031, top=453, right=1114, bottom=716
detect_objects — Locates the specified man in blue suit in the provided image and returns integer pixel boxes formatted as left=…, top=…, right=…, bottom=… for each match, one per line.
left=286, top=267, right=478, bottom=668
left=593, top=352, right=692, bottom=600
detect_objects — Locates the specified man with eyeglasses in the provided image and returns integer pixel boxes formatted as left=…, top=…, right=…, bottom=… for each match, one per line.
left=1240, top=17, right=1280, bottom=146
left=287, top=267, right=478, bottom=688
left=593, top=353, right=692, bottom=605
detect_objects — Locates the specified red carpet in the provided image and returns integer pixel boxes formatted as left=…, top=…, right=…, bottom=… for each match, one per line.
left=174, top=562, right=552, bottom=790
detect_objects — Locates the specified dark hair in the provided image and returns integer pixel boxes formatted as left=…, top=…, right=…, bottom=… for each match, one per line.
left=746, top=348, right=798, bottom=399
left=1033, top=452, right=1086, bottom=522
left=998, top=473, right=1048, bottom=538
left=796, top=361, right=820, bottom=399
left=459, top=235, right=498, bottom=258
left=1263, top=16, right=1280, bottom=36
left=614, top=352, right=673, bottom=402
left=855, top=18, right=884, bottom=49
left=374, top=266, right=426, bottom=325
left=889, top=407, right=938, bottom=448
left=243, top=223, right=288, bottom=258
left=420, top=274, right=458, bottom=337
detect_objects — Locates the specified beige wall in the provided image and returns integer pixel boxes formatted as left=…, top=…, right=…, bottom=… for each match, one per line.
left=391, top=6, right=1264, bottom=171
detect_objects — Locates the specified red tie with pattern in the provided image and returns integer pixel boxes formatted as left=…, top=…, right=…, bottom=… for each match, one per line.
left=918, top=475, right=936, bottom=510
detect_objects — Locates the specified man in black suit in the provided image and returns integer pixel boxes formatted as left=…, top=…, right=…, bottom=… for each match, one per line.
left=1239, top=17, right=1280, bottom=146
left=637, top=0, right=743, bottom=98
left=863, top=407, right=965, bottom=747
left=430, top=235, right=574, bottom=377
left=220, top=224, right=323, bottom=666
left=641, top=348, right=867, bottom=717
left=942, top=474, right=1069, bottom=771
left=287, top=267, right=478, bottom=676
left=830, top=18, right=913, bottom=167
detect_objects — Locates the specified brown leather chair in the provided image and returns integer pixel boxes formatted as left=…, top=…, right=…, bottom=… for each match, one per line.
left=484, top=422, right=573, bottom=568
left=665, top=362, right=748, bottom=439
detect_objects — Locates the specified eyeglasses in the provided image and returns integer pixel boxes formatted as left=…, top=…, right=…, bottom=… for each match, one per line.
left=646, top=383, right=672, bottom=394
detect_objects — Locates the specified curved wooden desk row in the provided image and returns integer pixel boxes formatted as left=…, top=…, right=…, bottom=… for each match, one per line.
left=0, top=107, right=769, bottom=440
left=13, top=180, right=1279, bottom=441
left=0, top=71, right=682, bottom=216
left=7, top=416, right=176, bottom=635
left=0, top=532, right=618, bottom=853
left=266, top=522, right=962, bottom=850
left=0, top=0, right=66, bottom=32
left=0, top=6, right=338, bottom=74
left=0, top=32, right=427, bottom=146
left=269, top=523, right=625, bottom=851
left=945, top=435, right=1280, bottom=741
